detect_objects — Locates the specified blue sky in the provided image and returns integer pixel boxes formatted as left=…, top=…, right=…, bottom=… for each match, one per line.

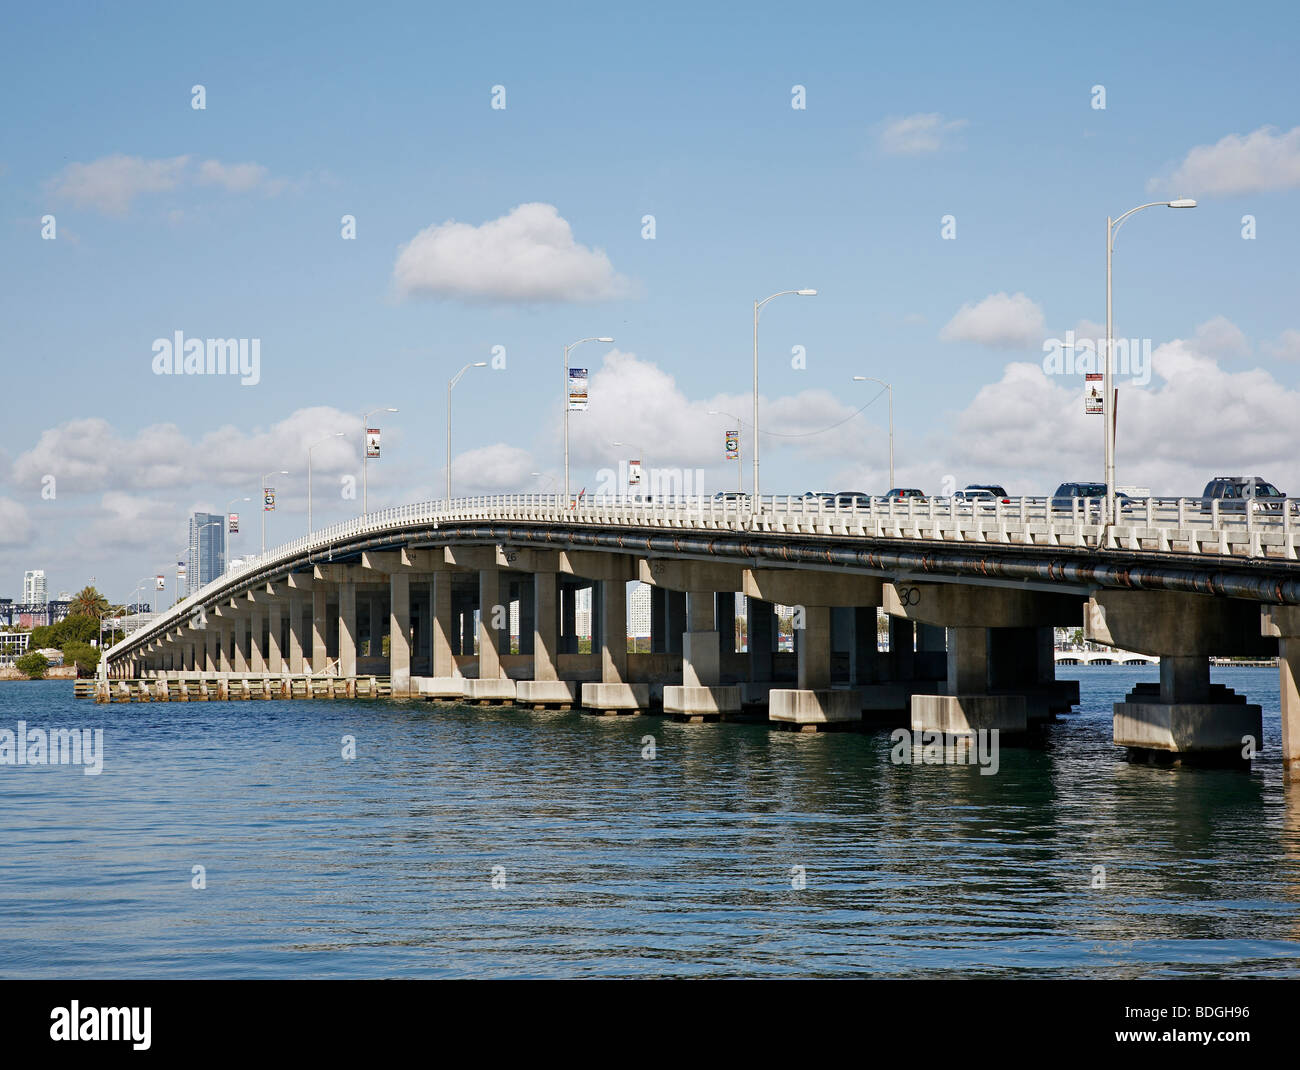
left=2, top=0, right=1299, bottom=600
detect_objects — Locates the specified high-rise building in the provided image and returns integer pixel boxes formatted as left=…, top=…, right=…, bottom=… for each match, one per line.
left=22, top=569, right=47, bottom=606
left=628, top=582, right=651, bottom=639
left=187, top=512, right=227, bottom=595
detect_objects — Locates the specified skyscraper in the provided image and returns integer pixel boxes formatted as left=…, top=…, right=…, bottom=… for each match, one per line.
left=22, top=569, right=47, bottom=606
left=188, top=512, right=227, bottom=595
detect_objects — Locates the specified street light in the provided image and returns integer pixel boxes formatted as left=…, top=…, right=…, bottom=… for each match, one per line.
left=611, top=440, right=645, bottom=497
left=1104, top=198, right=1195, bottom=521
left=707, top=409, right=745, bottom=493
left=261, top=470, right=288, bottom=554
left=852, top=376, right=895, bottom=491
left=563, top=336, right=615, bottom=503
left=307, top=432, right=345, bottom=534
left=361, top=407, right=398, bottom=517
left=753, top=290, right=816, bottom=506
left=446, top=364, right=487, bottom=500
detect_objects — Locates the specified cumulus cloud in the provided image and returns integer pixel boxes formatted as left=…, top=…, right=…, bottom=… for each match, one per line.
left=933, top=325, right=1300, bottom=496
left=878, top=113, right=968, bottom=155
left=392, top=202, right=632, bottom=302
left=1263, top=328, right=1300, bottom=362
left=10, top=408, right=358, bottom=494
left=451, top=444, right=537, bottom=495
left=0, top=498, right=33, bottom=545
left=1150, top=125, right=1300, bottom=196
left=940, top=292, right=1046, bottom=349
left=1194, top=315, right=1250, bottom=360
left=48, top=154, right=284, bottom=215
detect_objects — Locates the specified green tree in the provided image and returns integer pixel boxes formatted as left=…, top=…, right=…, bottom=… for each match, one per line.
left=30, top=614, right=99, bottom=650
left=14, top=652, right=49, bottom=679
left=62, top=640, right=101, bottom=674
left=70, top=586, right=111, bottom=620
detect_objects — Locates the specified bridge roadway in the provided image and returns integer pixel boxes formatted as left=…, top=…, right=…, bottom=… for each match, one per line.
left=103, top=494, right=1300, bottom=766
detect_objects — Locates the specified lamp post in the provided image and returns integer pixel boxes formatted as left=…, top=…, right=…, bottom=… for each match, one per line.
left=851, top=376, right=895, bottom=491
left=707, top=409, right=745, bottom=493
left=1104, top=198, right=1196, bottom=520
left=361, top=407, right=397, bottom=517
left=563, top=336, right=614, bottom=504
left=261, top=470, right=288, bottom=554
left=307, top=432, right=345, bottom=534
left=753, top=290, right=816, bottom=507
left=446, top=364, right=486, bottom=500
left=611, top=440, right=645, bottom=498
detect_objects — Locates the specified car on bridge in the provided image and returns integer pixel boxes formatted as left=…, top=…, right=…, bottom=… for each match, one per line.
left=1200, top=476, right=1291, bottom=515
left=1050, top=482, right=1132, bottom=514
left=712, top=491, right=751, bottom=507
left=831, top=490, right=872, bottom=508
left=884, top=487, right=925, bottom=501
left=954, top=484, right=1011, bottom=504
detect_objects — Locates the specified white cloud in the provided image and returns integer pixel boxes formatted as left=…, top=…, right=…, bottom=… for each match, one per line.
left=0, top=498, right=33, bottom=545
left=878, top=113, right=968, bottom=155
left=451, top=444, right=537, bottom=495
left=1194, top=315, right=1250, bottom=360
left=10, top=408, right=359, bottom=494
left=1151, top=125, right=1300, bottom=196
left=1263, top=328, right=1300, bottom=362
left=392, top=202, right=632, bottom=302
left=48, top=154, right=284, bottom=215
left=940, top=292, right=1046, bottom=349
left=934, top=328, right=1300, bottom=496
left=48, top=154, right=190, bottom=216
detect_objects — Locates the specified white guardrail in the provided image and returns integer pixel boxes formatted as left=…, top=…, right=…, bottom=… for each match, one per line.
left=110, top=494, right=1300, bottom=658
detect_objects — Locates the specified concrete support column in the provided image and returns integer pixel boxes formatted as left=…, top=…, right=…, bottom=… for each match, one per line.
left=852, top=606, right=881, bottom=685
left=600, top=580, right=627, bottom=683
left=715, top=592, right=736, bottom=654
left=747, top=598, right=775, bottom=681
left=650, top=586, right=668, bottom=653
left=338, top=581, right=357, bottom=678
left=461, top=604, right=476, bottom=657
left=204, top=625, right=217, bottom=673
left=889, top=617, right=915, bottom=679
left=796, top=605, right=832, bottom=691
left=249, top=608, right=265, bottom=673
left=478, top=568, right=504, bottom=679
left=666, top=590, right=686, bottom=655
left=533, top=572, right=558, bottom=682
left=233, top=616, right=248, bottom=674
left=217, top=623, right=231, bottom=674
left=947, top=627, right=989, bottom=694
left=367, top=596, right=380, bottom=657
left=1160, top=655, right=1210, bottom=704
left=518, top=577, right=535, bottom=656
left=560, top=585, right=577, bottom=654
left=1279, top=638, right=1300, bottom=766
left=266, top=601, right=283, bottom=673
left=390, top=572, right=410, bottom=695
left=682, top=591, right=720, bottom=688
left=288, top=595, right=305, bottom=673
left=311, top=588, right=328, bottom=673
left=430, top=574, right=455, bottom=678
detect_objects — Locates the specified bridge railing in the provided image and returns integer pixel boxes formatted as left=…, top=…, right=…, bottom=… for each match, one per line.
left=108, top=493, right=1300, bottom=661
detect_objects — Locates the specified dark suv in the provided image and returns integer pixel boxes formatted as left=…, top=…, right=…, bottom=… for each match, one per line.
left=1200, top=476, right=1288, bottom=514
left=1051, top=482, right=1131, bottom=513
left=884, top=487, right=925, bottom=500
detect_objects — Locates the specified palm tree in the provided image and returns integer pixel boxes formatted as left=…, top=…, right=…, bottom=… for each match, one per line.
left=70, top=585, right=111, bottom=621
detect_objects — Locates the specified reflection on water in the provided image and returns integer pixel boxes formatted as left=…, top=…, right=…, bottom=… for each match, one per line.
left=0, top=666, right=1297, bottom=978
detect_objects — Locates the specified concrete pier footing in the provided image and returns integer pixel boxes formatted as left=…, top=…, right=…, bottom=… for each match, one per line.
left=911, top=694, right=1027, bottom=735
left=516, top=680, right=578, bottom=708
left=663, top=684, right=742, bottom=721
left=769, top=688, right=862, bottom=731
left=415, top=676, right=465, bottom=699
left=580, top=682, right=649, bottom=715
left=462, top=678, right=517, bottom=704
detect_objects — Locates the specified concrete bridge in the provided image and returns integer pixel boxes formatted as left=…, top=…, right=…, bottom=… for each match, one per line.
left=1054, top=649, right=1160, bottom=665
left=101, top=494, right=1300, bottom=766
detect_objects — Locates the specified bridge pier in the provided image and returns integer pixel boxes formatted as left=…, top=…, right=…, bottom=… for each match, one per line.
left=464, top=567, right=516, bottom=704
left=664, top=589, right=741, bottom=721
left=517, top=569, right=577, bottom=709
left=1088, top=591, right=1267, bottom=764
left=581, top=567, right=648, bottom=715
left=890, top=583, right=1083, bottom=737
left=1263, top=606, right=1300, bottom=770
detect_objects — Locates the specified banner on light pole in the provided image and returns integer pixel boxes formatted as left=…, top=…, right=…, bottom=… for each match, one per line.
left=229, top=513, right=240, bottom=534
left=567, top=368, right=588, bottom=411
left=366, top=428, right=381, bottom=458
left=155, top=575, right=165, bottom=590
left=725, top=430, right=739, bottom=460
left=629, top=460, right=642, bottom=486
left=1085, top=374, right=1104, bottom=414
left=264, top=488, right=276, bottom=511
